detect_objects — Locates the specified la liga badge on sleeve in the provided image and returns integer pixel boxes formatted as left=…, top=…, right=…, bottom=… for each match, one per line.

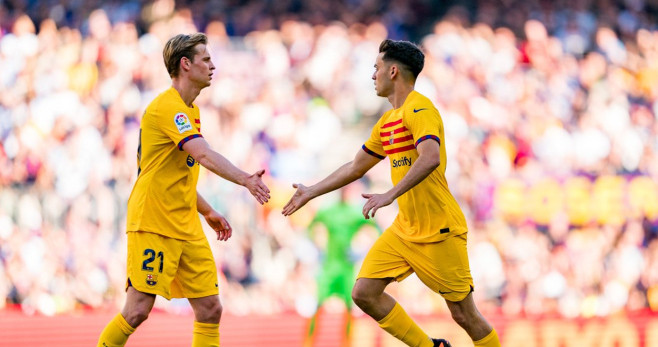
left=174, top=113, right=193, bottom=133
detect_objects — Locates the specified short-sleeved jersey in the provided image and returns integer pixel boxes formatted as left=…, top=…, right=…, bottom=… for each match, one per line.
left=126, top=87, right=204, bottom=240
left=362, top=90, right=467, bottom=243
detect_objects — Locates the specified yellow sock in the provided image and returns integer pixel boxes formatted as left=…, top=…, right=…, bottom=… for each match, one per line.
left=377, top=303, right=433, bottom=347
left=97, top=313, right=135, bottom=347
left=192, top=321, right=220, bottom=347
left=474, top=328, right=500, bottom=347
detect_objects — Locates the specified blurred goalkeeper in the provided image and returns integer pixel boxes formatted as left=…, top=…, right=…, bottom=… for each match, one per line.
left=304, top=183, right=380, bottom=347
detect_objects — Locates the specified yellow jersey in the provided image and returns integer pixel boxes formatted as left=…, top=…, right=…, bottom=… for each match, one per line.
left=363, top=90, right=467, bottom=243
left=126, top=87, right=204, bottom=240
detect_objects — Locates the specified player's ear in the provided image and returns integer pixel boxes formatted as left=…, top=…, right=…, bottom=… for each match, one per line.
left=390, top=65, right=397, bottom=79
left=181, top=57, right=190, bottom=71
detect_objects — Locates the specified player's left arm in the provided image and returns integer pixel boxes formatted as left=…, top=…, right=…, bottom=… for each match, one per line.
left=362, top=139, right=440, bottom=219
left=197, top=191, right=232, bottom=241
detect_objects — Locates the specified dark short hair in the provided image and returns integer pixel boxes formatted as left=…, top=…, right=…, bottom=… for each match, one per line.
left=163, top=33, right=208, bottom=77
left=379, top=39, right=425, bottom=79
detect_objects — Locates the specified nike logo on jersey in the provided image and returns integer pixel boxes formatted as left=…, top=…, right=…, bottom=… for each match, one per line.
left=413, top=108, right=427, bottom=113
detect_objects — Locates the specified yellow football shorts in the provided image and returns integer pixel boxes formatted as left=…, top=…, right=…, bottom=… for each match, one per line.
left=357, top=229, right=473, bottom=302
left=126, top=231, right=219, bottom=300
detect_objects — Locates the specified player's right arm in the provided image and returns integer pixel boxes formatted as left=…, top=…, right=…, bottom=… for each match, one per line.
left=282, top=149, right=381, bottom=216
left=183, top=137, right=270, bottom=205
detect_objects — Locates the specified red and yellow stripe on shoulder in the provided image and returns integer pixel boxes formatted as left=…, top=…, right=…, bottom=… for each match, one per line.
left=380, top=118, right=414, bottom=155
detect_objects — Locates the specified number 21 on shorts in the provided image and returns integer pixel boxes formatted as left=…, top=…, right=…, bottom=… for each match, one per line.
left=142, top=249, right=164, bottom=273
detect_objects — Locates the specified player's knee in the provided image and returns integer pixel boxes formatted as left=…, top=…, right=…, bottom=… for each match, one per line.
left=197, top=299, right=222, bottom=323
left=123, top=308, right=150, bottom=328
left=450, top=309, right=469, bottom=328
left=351, top=285, right=373, bottom=310
left=209, top=300, right=223, bottom=321
left=451, top=305, right=485, bottom=331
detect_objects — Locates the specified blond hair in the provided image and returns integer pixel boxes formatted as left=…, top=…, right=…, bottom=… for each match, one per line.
left=163, top=33, right=208, bottom=77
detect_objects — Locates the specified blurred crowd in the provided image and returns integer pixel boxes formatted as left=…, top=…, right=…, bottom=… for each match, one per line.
left=1, top=0, right=658, bottom=321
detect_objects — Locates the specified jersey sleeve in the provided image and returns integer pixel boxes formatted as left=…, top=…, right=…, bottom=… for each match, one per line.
left=155, top=106, right=203, bottom=151
left=362, top=116, right=386, bottom=159
left=404, top=104, right=442, bottom=148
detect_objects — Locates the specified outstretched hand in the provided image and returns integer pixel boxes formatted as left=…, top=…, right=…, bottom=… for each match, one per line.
left=282, top=183, right=312, bottom=216
left=245, top=169, right=270, bottom=205
left=362, top=192, right=394, bottom=219
left=204, top=210, right=233, bottom=241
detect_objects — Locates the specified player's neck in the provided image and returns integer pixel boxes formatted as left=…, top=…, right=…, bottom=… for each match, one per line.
left=387, top=82, right=415, bottom=109
left=172, top=79, right=201, bottom=108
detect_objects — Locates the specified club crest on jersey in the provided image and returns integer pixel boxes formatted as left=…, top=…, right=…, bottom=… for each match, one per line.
left=174, top=113, right=193, bottom=134
left=186, top=154, right=195, bottom=167
left=389, top=137, right=394, bottom=145
left=146, top=274, right=158, bottom=286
